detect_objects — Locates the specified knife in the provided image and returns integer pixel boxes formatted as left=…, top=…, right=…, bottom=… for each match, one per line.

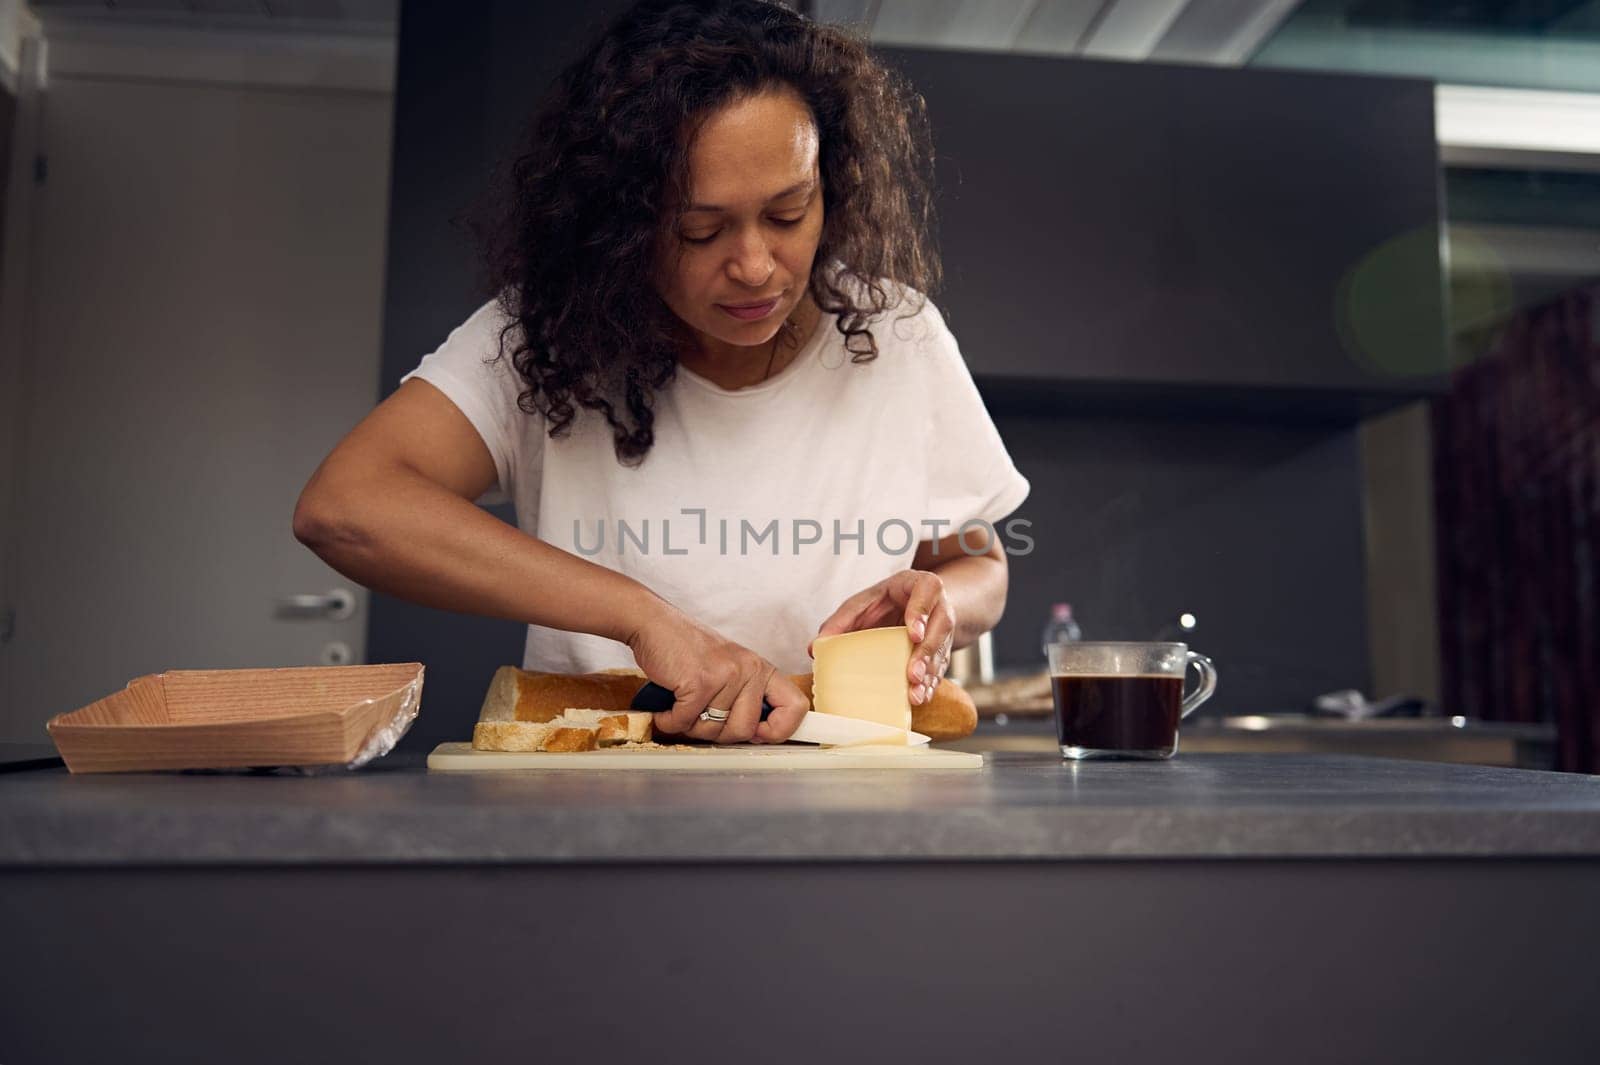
left=630, top=681, right=929, bottom=747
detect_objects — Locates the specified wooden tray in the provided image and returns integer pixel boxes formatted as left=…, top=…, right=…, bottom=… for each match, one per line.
left=428, top=741, right=984, bottom=771
left=46, top=663, right=424, bottom=773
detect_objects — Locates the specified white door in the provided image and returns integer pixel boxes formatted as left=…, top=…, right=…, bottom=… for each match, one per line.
left=0, top=68, right=392, bottom=740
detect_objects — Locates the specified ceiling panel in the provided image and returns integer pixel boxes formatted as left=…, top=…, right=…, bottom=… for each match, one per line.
left=1078, top=0, right=1190, bottom=57
left=1153, top=0, right=1303, bottom=64
left=813, top=0, right=877, bottom=28
left=1012, top=0, right=1109, bottom=54
left=29, top=1, right=1306, bottom=64
left=269, top=0, right=348, bottom=19
left=98, top=0, right=193, bottom=11
left=190, top=1, right=271, bottom=15
left=871, top=0, right=1040, bottom=49
left=29, top=0, right=398, bottom=23
left=336, top=0, right=402, bottom=21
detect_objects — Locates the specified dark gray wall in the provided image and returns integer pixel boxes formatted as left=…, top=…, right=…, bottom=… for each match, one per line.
left=374, top=2, right=1404, bottom=745
left=992, top=413, right=1368, bottom=712
left=375, top=1, right=637, bottom=752
left=0, top=83, right=16, bottom=289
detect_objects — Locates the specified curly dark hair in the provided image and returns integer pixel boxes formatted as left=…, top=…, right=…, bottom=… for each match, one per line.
left=467, top=0, right=941, bottom=466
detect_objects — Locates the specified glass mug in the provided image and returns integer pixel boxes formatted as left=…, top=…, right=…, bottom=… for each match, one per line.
left=1047, top=642, right=1218, bottom=760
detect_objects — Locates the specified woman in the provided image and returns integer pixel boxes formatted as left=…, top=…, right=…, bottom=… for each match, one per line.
left=293, top=0, right=1029, bottom=744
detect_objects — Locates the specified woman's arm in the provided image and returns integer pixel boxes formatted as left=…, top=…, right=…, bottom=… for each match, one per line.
left=293, top=379, right=810, bottom=742
left=292, top=379, right=659, bottom=644
left=910, top=529, right=1009, bottom=651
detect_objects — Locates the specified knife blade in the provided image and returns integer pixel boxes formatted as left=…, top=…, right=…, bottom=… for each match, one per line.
left=788, top=709, right=930, bottom=747
left=630, top=681, right=928, bottom=747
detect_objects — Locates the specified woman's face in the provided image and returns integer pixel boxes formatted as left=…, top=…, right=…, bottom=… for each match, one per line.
left=655, top=87, right=825, bottom=354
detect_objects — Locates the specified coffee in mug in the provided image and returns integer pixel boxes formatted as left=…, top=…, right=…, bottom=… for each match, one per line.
left=1047, top=642, right=1217, bottom=760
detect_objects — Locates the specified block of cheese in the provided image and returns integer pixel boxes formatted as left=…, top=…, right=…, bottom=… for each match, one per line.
left=790, top=673, right=976, bottom=742
left=811, top=626, right=914, bottom=737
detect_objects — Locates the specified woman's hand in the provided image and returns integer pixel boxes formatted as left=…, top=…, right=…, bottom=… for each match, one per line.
left=809, top=569, right=956, bottom=707
left=626, top=601, right=810, bottom=744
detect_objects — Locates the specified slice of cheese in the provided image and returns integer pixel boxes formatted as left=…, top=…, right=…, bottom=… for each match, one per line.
left=811, top=626, right=914, bottom=738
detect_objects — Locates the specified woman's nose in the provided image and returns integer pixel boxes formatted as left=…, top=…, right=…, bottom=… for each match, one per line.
left=726, top=231, right=775, bottom=287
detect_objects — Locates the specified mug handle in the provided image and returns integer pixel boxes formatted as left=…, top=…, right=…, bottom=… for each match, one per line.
left=1180, top=652, right=1218, bottom=719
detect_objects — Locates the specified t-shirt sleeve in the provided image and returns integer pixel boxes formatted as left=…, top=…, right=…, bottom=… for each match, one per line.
left=398, top=299, right=533, bottom=506
left=910, top=299, right=1031, bottom=531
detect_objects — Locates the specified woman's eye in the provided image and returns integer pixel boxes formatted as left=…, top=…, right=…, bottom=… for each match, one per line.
left=678, top=214, right=800, bottom=243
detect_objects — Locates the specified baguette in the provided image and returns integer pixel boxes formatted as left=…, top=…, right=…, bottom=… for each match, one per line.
left=481, top=666, right=978, bottom=741
left=562, top=708, right=654, bottom=747
left=476, top=666, right=646, bottom=724
left=541, top=723, right=600, bottom=753
left=472, top=709, right=652, bottom=752
left=472, top=719, right=555, bottom=752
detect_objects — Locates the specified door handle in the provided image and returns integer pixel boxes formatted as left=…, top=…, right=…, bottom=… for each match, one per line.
left=275, top=588, right=356, bottom=621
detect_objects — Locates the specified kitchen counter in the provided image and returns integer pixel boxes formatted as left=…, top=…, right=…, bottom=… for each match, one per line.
left=4, top=751, right=1600, bottom=865
left=5, top=752, right=1598, bottom=1065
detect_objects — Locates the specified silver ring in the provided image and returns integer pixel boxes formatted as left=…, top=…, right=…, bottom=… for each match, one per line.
left=698, top=707, right=730, bottom=722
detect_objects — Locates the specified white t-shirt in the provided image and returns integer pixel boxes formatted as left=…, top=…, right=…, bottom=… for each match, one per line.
left=400, top=292, right=1030, bottom=676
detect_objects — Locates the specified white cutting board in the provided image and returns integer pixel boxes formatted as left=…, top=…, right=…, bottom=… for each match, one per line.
left=427, top=741, right=984, bottom=771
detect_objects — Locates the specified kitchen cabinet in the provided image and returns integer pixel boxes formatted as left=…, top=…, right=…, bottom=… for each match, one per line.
left=883, top=49, right=1448, bottom=420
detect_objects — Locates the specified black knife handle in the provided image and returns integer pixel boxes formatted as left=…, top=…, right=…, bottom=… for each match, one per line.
left=630, top=681, right=775, bottom=720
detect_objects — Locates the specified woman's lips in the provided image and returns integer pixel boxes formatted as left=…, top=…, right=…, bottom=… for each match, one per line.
left=716, top=297, right=781, bottom=321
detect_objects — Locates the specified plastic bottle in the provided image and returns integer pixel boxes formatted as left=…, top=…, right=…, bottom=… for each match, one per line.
left=1041, top=602, right=1082, bottom=656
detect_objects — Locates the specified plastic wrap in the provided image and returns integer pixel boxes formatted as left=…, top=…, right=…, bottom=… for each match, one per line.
left=346, top=667, right=424, bottom=767
left=264, top=666, right=425, bottom=775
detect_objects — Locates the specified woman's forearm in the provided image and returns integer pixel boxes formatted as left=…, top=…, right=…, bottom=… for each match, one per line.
left=294, top=466, right=665, bottom=646
left=925, top=552, right=1009, bottom=650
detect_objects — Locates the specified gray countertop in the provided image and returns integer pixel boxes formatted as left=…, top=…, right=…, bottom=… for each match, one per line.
left=5, top=751, right=1600, bottom=866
